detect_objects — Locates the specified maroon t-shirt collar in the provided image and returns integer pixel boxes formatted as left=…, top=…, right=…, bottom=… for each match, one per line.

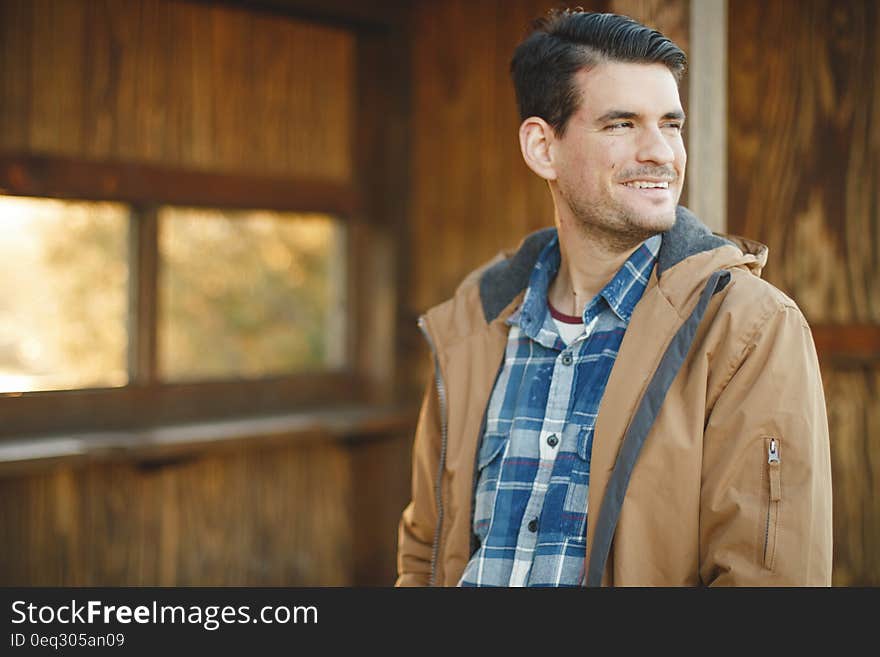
left=547, top=299, right=583, bottom=324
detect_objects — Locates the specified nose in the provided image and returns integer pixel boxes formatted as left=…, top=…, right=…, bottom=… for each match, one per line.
left=636, top=126, right=676, bottom=165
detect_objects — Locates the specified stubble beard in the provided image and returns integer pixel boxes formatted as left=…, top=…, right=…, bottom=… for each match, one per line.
left=558, top=180, right=677, bottom=253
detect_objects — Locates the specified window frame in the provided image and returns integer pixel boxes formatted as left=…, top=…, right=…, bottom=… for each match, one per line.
left=0, top=154, right=365, bottom=437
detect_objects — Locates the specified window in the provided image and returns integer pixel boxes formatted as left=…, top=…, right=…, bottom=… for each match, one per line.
left=0, top=155, right=367, bottom=437
left=0, top=196, right=130, bottom=393
left=158, top=206, right=347, bottom=382
left=0, top=195, right=347, bottom=396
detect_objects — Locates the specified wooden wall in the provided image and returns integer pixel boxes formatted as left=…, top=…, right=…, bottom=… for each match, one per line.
left=0, top=434, right=412, bottom=585
left=0, top=0, right=353, bottom=180
left=0, top=443, right=354, bottom=585
left=0, top=0, right=411, bottom=586
left=728, top=0, right=880, bottom=585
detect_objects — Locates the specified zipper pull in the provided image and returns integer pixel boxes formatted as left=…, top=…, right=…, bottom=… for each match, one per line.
left=767, top=438, right=781, bottom=501
left=768, top=438, right=780, bottom=464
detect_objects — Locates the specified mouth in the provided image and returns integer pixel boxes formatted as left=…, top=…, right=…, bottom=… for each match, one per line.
left=620, top=180, right=670, bottom=189
left=619, top=179, right=674, bottom=201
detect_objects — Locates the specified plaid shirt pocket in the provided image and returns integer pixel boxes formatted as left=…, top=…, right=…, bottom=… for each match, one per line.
left=560, top=424, right=592, bottom=539
left=473, top=433, right=508, bottom=542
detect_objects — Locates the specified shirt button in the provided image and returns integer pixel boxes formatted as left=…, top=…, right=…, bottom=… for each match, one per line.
left=547, top=434, right=558, bottom=447
left=561, top=353, right=573, bottom=366
left=527, top=518, right=538, bottom=533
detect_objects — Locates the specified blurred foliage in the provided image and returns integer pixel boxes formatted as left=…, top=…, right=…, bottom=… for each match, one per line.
left=0, top=196, right=345, bottom=392
left=158, top=207, right=346, bottom=382
left=0, top=196, right=128, bottom=392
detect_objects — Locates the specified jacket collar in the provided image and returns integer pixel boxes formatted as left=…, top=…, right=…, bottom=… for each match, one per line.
left=512, top=233, right=661, bottom=345
left=479, top=206, right=737, bottom=324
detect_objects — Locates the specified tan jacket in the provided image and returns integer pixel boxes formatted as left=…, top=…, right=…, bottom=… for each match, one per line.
left=396, top=208, right=832, bottom=587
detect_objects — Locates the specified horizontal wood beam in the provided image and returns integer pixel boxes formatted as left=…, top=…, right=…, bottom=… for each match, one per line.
left=204, top=0, right=411, bottom=31
left=811, top=324, right=880, bottom=365
left=0, top=153, right=360, bottom=216
left=0, top=372, right=362, bottom=438
left=0, top=403, right=418, bottom=477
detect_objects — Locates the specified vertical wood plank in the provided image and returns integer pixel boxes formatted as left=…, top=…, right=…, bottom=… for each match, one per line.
left=130, top=207, right=159, bottom=385
left=349, top=432, right=413, bottom=585
left=823, top=368, right=880, bottom=585
left=81, top=0, right=117, bottom=159
left=28, top=0, right=87, bottom=155
left=0, top=0, right=33, bottom=152
left=687, top=0, right=727, bottom=233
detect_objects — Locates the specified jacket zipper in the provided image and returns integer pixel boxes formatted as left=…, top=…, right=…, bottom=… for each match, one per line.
left=763, top=437, right=781, bottom=570
left=418, top=315, right=448, bottom=587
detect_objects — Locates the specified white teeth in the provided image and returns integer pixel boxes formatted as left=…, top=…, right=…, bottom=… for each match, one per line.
left=624, top=181, right=669, bottom=189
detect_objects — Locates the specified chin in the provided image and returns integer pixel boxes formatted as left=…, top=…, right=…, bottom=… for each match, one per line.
left=642, top=209, right=677, bottom=232
left=624, top=205, right=676, bottom=235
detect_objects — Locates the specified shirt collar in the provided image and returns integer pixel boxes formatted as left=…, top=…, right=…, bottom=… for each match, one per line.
left=509, top=233, right=660, bottom=340
left=593, top=233, right=660, bottom=323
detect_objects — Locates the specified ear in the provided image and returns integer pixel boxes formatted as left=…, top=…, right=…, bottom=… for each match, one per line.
left=519, top=117, right=557, bottom=181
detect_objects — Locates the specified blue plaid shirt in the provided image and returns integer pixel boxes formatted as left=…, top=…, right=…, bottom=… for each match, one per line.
left=458, top=233, right=660, bottom=587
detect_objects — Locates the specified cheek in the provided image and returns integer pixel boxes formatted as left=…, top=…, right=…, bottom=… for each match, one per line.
left=673, top=139, right=687, bottom=168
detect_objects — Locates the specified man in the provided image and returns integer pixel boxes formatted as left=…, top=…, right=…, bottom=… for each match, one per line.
left=397, top=10, right=832, bottom=586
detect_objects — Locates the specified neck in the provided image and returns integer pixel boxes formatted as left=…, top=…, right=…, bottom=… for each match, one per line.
left=547, top=207, right=644, bottom=318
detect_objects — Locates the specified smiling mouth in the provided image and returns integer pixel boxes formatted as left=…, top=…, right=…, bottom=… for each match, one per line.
left=621, top=180, right=670, bottom=189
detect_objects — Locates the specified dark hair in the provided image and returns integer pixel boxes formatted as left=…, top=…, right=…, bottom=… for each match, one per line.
left=510, top=10, right=687, bottom=136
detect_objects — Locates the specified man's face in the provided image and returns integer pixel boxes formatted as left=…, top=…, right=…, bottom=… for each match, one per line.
left=550, top=61, right=686, bottom=244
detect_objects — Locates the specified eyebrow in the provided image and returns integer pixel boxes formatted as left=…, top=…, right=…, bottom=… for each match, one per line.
left=596, top=110, right=686, bottom=123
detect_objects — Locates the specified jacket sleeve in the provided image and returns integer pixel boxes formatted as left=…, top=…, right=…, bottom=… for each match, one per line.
left=395, top=362, right=442, bottom=586
left=699, top=302, right=833, bottom=586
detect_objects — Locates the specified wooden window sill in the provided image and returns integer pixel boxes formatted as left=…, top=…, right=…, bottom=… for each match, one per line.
left=0, top=403, right=417, bottom=477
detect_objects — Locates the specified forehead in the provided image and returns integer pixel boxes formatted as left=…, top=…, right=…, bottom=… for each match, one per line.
left=572, top=61, right=683, bottom=117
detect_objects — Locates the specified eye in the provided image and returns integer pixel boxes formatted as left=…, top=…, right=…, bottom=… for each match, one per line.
left=605, top=121, right=634, bottom=131
left=662, top=122, right=684, bottom=132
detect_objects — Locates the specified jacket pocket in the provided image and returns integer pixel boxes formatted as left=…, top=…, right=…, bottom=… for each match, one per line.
left=763, top=436, right=782, bottom=570
left=472, top=433, right=508, bottom=543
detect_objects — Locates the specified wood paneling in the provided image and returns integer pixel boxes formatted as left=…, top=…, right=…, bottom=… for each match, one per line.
left=349, top=431, right=414, bottom=585
left=0, top=441, right=355, bottom=585
left=610, top=0, right=690, bottom=54
left=353, top=19, right=413, bottom=404
left=409, top=0, right=567, bottom=316
left=0, top=0, right=354, bottom=181
left=729, top=0, right=879, bottom=324
left=217, top=0, right=410, bottom=30
left=812, top=324, right=880, bottom=366
left=729, top=0, right=880, bottom=585
left=0, top=408, right=416, bottom=586
left=823, top=368, right=880, bottom=586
